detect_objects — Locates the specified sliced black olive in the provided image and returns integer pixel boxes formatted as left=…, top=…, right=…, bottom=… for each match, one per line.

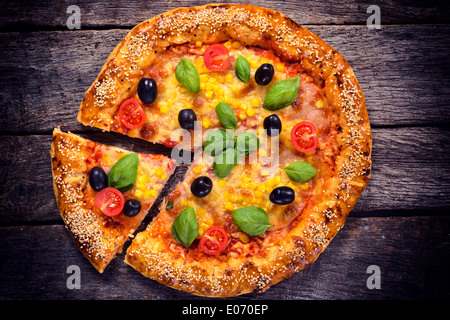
left=178, top=109, right=197, bottom=130
left=88, top=167, right=108, bottom=191
left=263, top=114, right=282, bottom=137
left=137, top=78, right=157, bottom=104
left=123, top=199, right=141, bottom=217
left=269, top=186, right=295, bottom=205
left=255, top=63, right=274, bottom=86
left=190, top=176, right=213, bottom=198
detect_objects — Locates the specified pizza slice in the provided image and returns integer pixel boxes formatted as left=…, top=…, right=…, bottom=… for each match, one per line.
left=51, top=127, right=176, bottom=272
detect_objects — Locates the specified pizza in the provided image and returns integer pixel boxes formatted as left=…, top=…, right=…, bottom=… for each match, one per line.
left=51, top=127, right=175, bottom=272
left=69, top=4, right=371, bottom=296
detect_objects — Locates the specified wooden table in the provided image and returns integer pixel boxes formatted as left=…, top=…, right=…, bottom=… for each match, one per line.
left=1, top=0, right=449, bottom=301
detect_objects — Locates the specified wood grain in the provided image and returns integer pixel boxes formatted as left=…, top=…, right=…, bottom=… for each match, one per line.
left=1, top=25, right=450, bottom=134
left=1, top=216, right=448, bottom=299
left=0, top=127, right=449, bottom=225
left=1, top=0, right=449, bottom=29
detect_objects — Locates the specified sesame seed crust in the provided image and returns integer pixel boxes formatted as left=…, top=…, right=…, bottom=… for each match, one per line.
left=75, top=4, right=371, bottom=296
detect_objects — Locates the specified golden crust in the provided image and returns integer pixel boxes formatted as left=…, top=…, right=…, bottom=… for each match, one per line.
left=51, top=127, right=175, bottom=272
left=77, top=4, right=371, bottom=296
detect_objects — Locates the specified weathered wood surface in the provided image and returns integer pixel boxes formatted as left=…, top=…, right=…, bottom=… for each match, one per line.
left=1, top=216, right=449, bottom=300
left=1, top=127, right=449, bottom=225
left=0, top=0, right=449, bottom=301
left=1, top=0, right=449, bottom=29
left=1, top=25, right=450, bottom=134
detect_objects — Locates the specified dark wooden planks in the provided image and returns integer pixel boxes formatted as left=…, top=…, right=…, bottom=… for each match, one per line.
left=1, top=126, right=449, bottom=225
left=1, top=0, right=449, bottom=30
left=1, top=216, right=449, bottom=299
left=1, top=25, right=450, bottom=135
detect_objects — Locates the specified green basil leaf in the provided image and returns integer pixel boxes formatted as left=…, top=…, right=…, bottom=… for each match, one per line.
left=263, top=76, right=300, bottom=111
left=213, top=147, right=237, bottom=179
left=283, top=161, right=317, bottom=183
left=232, top=206, right=272, bottom=236
left=107, top=153, right=139, bottom=192
left=236, top=132, right=259, bottom=156
left=175, top=58, right=200, bottom=93
left=166, top=201, right=174, bottom=211
left=235, top=55, right=250, bottom=83
left=215, top=101, right=238, bottom=130
left=204, top=129, right=235, bottom=156
left=171, top=207, right=198, bottom=249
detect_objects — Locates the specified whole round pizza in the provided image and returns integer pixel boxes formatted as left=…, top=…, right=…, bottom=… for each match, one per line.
left=51, top=4, right=372, bottom=297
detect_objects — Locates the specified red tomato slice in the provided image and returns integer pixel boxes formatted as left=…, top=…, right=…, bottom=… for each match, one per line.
left=203, top=44, right=230, bottom=71
left=118, top=99, right=146, bottom=129
left=291, top=121, right=318, bottom=153
left=199, top=226, right=228, bottom=255
left=94, top=187, right=125, bottom=217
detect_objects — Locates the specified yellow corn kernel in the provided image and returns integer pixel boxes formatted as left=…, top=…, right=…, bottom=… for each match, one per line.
left=149, top=189, right=158, bottom=197
left=205, top=90, right=214, bottom=99
left=155, top=168, right=163, bottom=177
left=250, top=97, right=261, bottom=107
left=199, top=74, right=209, bottom=82
left=231, top=84, right=239, bottom=93
left=167, top=99, right=174, bottom=106
left=136, top=183, right=147, bottom=191
left=217, top=75, right=225, bottom=84
left=232, top=40, right=241, bottom=49
left=249, top=59, right=258, bottom=69
left=195, top=40, right=202, bottom=48
left=225, top=73, right=233, bottom=83
left=240, top=103, right=248, bottom=110
left=193, top=165, right=202, bottom=175
left=287, top=182, right=296, bottom=191
left=225, top=202, right=234, bottom=211
left=247, top=182, right=257, bottom=190
left=102, top=155, right=113, bottom=166
left=257, top=183, right=267, bottom=192
left=159, top=105, right=169, bottom=114
left=260, top=57, right=270, bottom=65
left=238, top=110, right=247, bottom=120
left=241, top=176, right=251, bottom=183
left=231, top=99, right=240, bottom=108
left=239, top=232, right=250, bottom=243
left=180, top=199, right=189, bottom=208
left=255, top=190, right=264, bottom=198
left=224, top=41, right=232, bottom=50
left=246, top=108, right=255, bottom=117
left=161, top=174, right=167, bottom=180
left=300, top=183, right=309, bottom=190
left=137, top=174, right=150, bottom=184
left=134, top=189, right=143, bottom=198
left=202, top=117, right=211, bottom=128
left=276, top=63, right=286, bottom=73
left=218, top=179, right=226, bottom=187
left=224, top=95, right=232, bottom=104
left=142, top=189, right=151, bottom=199
left=273, top=175, right=281, bottom=185
left=315, top=99, right=325, bottom=109
left=197, top=208, right=207, bottom=218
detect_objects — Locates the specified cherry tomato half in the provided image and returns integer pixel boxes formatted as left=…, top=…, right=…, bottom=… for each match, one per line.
left=199, top=226, right=228, bottom=255
left=118, top=99, right=146, bottom=129
left=203, top=44, right=230, bottom=71
left=291, top=121, right=318, bottom=153
left=94, top=187, right=125, bottom=217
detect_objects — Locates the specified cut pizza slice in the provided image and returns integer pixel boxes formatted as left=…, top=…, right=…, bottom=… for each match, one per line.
left=51, top=127, right=176, bottom=273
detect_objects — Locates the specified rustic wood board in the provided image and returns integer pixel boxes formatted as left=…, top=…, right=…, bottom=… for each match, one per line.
left=0, top=0, right=449, bottom=301
left=1, top=216, right=449, bottom=300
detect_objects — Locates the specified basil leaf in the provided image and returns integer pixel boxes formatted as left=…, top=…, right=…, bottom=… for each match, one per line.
left=215, top=101, right=238, bottom=130
left=204, top=129, right=235, bottom=156
left=232, top=206, right=272, bottom=236
left=175, top=58, right=200, bottom=93
left=107, top=153, right=139, bottom=192
left=235, top=55, right=250, bottom=83
left=236, top=132, right=259, bottom=156
left=171, top=207, right=198, bottom=249
left=263, top=76, right=300, bottom=111
left=166, top=201, right=174, bottom=210
left=283, top=161, right=317, bottom=183
left=213, top=147, right=237, bottom=179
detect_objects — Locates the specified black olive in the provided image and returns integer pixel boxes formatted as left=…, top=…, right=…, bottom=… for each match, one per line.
left=190, top=176, right=213, bottom=198
left=269, top=186, right=295, bottom=205
left=263, top=114, right=282, bottom=137
left=178, top=109, right=197, bottom=130
left=123, top=199, right=141, bottom=217
left=88, top=167, right=108, bottom=191
left=137, top=78, right=157, bottom=104
left=255, top=63, right=274, bottom=86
